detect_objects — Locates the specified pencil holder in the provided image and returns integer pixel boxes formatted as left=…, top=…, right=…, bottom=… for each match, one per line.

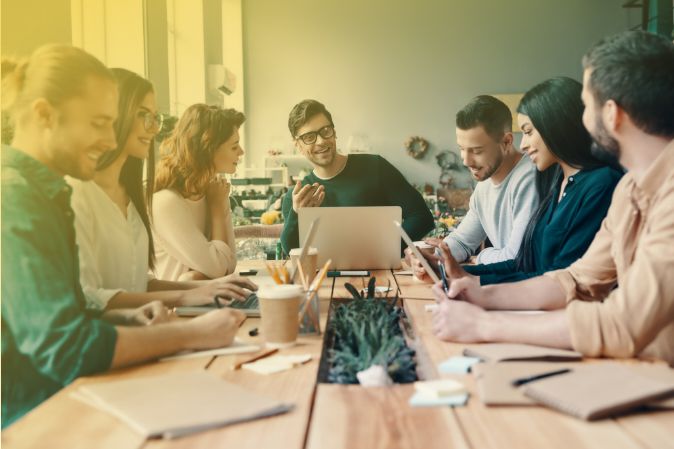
left=298, top=289, right=321, bottom=335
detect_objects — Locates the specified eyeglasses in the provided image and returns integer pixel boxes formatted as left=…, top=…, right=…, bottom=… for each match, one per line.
left=139, top=110, right=164, bottom=133
left=295, top=125, right=335, bottom=145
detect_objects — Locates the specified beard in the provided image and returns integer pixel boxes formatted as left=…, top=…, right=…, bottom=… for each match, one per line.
left=589, top=118, right=622, bottom=169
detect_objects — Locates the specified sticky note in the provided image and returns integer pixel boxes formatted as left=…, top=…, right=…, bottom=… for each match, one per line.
left=414, top=378, right=467, bottom=398
left=409, top=391, right=469, bottom=407
left=438, top=356, right=481, bottom=374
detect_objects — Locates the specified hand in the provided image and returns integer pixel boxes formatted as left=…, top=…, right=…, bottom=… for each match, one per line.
left=437, top=242, right=471, bottom=280
left=181, top=275, right=258, bottom=306
left=102, top=300, right=171, bottom=326
left=431, top=284, right=489, bottom=343
left=206, top=175, right=231, bottom=209
left=440, top=272, right=487, bottom=308
left=186, top=308, right=246, bottom=349
left=404, top=246, right=440, bottom=282
left=291, top=181, right=325, bottom=213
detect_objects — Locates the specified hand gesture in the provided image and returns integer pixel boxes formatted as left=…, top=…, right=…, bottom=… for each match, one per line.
left=206, top=174, right=231, bottom=209
left=291, top=181, right=325, bottom=213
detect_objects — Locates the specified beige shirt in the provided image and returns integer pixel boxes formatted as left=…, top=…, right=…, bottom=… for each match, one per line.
left=546, top=139, right=674, bottom=365
left=152, top=189, right=236, bottom=281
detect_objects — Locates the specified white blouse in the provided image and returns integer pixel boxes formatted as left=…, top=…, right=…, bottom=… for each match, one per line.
left=151, top=189, right=236, bottom=281
left=68, top=178, right=150, bottom=309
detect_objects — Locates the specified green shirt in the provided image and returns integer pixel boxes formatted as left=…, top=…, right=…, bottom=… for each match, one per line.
left=281, top=154, right=434, bottom=254
left=1, top=146, right=117, bottom=428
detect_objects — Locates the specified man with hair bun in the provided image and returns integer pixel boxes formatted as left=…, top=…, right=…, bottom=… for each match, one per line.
left=1, top=45, right=245, bottom=427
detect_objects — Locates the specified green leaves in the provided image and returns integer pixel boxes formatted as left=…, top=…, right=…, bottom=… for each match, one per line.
left=327, top=278, right=416, bottom=384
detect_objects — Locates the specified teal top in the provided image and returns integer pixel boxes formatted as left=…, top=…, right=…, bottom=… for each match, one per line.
left=1, top=146, right=117, bottom=428
left=280, top=154, right=434, bottom=254
left=465, top=166, right=623, bottom=285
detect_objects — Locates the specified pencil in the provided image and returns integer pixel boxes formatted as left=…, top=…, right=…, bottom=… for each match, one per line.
left=296, top=262, right=308, bottom=290
left=265, top=262, right=282, bottom=285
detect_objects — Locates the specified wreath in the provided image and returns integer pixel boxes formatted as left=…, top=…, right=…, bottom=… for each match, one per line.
left=404, top=135, right=429, bottom=159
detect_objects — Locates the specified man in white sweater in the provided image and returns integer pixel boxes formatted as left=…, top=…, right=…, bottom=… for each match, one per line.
left=409, top=95, right=538, bottom=278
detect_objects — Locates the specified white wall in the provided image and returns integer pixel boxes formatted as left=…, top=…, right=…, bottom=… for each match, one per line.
left=241, top=0, right=640, bottom=188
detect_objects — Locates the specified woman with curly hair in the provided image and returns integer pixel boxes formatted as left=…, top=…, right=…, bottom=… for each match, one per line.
left=152, top=104, right=246, bottom=281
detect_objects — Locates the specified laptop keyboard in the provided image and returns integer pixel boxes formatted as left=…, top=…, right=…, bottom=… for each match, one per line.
left=227, top=292, right=259, bottom=310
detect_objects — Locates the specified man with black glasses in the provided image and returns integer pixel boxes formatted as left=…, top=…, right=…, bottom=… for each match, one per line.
left=280, top=99, right=434, bottom=254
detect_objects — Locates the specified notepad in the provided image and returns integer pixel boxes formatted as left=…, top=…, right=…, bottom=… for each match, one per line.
left=73, top=371, right=293, bottom=438
left=414, top=378, right=467, bottom=398
left=438, top=356, right=482, bottom=374
left=463, top=343, right=582, bottom=362
left=522, top=363, right=674, bottom=420
left=409, top=392, right=469, bottom=407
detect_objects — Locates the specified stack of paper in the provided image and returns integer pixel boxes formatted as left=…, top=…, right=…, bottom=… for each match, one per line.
left=74, top=371, right=293, bottom=438
left=409, top=378, right=469, bottom=407
left=242, top=354, right=312, bottom=375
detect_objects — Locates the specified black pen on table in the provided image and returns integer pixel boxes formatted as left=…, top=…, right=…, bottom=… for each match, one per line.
left=511, top=368, right=572, bottom=387
left=437, top=261, right=449, bottom=294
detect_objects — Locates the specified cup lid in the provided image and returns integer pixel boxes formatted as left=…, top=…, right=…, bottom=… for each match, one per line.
left=257, top=284, right=303, bottom=299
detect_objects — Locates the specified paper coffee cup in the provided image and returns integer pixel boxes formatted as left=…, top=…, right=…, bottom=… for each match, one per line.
left=258, top=284, right=303, bottom=348
left=289, top=247, right=318, bottom=285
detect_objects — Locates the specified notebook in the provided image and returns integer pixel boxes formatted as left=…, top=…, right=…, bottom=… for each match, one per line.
left=472, top=362, right=578, bottom=405
left=73, top=371, right=293, bottom=438
left=522, top=364, right=674, bottom=420
left=463, top=343, right=583, bottom=362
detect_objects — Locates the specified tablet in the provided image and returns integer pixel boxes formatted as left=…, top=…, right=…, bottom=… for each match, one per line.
left=394, top=220, right=440, bottom=283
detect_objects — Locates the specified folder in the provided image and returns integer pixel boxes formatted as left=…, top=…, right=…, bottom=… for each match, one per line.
left=463, top=343, right=582, bottom=362
left=73, top=371, right=293, bottom=438
left=522, top=363, right=674, bottom=420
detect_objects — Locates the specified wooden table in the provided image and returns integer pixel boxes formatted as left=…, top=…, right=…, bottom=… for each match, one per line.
left=3, top=262, right=673, bottom=449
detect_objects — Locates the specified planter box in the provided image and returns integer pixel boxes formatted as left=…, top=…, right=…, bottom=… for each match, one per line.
left=316, top=296, right=418, bottom=384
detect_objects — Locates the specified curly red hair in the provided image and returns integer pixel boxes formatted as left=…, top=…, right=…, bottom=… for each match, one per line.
left=153, top=104, right=245, bottom=198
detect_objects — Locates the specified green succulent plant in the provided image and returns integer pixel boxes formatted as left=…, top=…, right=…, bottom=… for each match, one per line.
left=327, top=277, right=417, bottom=384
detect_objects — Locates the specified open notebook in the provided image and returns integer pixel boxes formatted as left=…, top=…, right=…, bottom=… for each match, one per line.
left=73, top=371, right=293, bottom=439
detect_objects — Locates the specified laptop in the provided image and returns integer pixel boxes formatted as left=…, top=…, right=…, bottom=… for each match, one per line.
left=174, top=275, right=278, bottom=317
left=298, top=206, right=403, bottom=270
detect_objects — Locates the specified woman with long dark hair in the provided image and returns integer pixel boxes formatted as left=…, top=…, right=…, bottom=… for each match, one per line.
left=462, top=77, right=623, bottom=284
left=69, top=69, right=255, bottom=309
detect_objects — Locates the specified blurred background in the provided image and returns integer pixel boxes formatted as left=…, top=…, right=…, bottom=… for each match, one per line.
left=2, top=0, right=670, bottom=247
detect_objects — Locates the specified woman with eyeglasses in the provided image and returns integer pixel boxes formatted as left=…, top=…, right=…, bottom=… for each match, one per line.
left=69, top=70, right=255, bottom=310
left=150, top=104, right=246, bottom=281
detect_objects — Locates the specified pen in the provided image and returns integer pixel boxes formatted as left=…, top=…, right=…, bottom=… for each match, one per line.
left=234, top=348, right=279, bottom=370
left=438, top=261, right=449, bottom=293
left=327, top=270, right=370, bottom=277
left=511, top=368, right=572, bottom=386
